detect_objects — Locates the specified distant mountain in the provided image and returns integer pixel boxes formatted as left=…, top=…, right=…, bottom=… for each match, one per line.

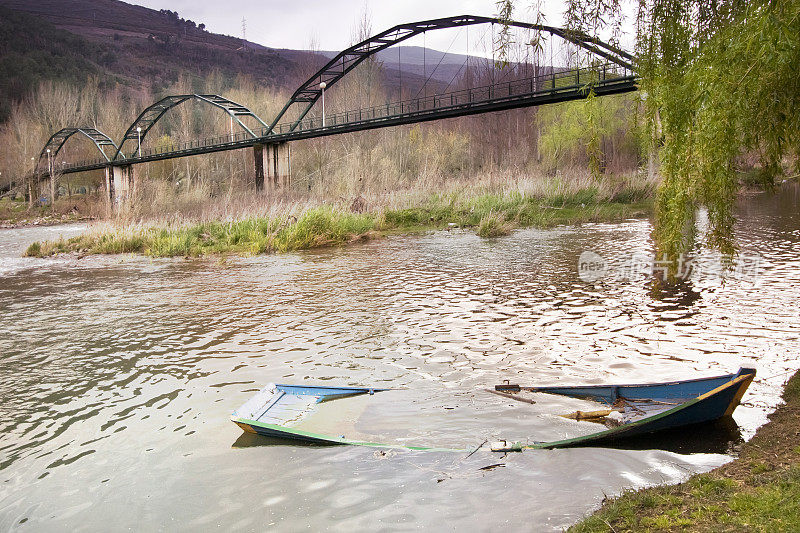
left=0, top=0, right=278, bottom=54
left=319, top=46, right=478, bottom=87
left=0, top=0, right=503, bottom=123
left=0, top=0, right=325, bottom=121
left=320, top=45, right=540, bottom=96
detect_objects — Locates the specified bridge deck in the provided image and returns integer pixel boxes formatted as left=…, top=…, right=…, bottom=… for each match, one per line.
left=52, top=65, right=637, bottom=176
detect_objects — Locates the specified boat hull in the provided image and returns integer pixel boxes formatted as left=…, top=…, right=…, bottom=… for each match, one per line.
left=529, top=369, right=756, bottom=449
left=230, top=368, right=756, bottom=452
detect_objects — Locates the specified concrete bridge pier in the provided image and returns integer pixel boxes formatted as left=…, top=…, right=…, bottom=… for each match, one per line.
left=253, top=142, right=291, bottom=191
left=104, top=164, right=137, bottom=205
left=253, top=145, right=265, bottom=191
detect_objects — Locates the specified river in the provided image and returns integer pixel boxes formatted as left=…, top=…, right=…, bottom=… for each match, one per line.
left=1, top=184, right=799, bottom=531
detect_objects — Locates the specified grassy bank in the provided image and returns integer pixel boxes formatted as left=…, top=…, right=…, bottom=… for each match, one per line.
left=570, top=370, right=800, bottom=532
left=24, top=182, right=651, bottom=258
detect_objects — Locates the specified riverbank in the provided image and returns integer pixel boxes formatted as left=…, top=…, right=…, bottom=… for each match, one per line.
left=0, top=196, right=99, bottom=228
left=570, top=370, right=800, bottom=532
left=23, top=176, right=653, bottom=258
left=0, top=214, right=95, bottom=229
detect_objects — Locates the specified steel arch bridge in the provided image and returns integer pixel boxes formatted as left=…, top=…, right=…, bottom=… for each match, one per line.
left=34, top=14, right=638, bottom=180
left=114, top=94, right=269, bottom=160
left=36, top=127, right=119, bottom=172
left=268, top=14, right=634, bottom=134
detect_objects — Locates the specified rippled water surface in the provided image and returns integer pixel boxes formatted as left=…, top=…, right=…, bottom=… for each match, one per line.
left=1, top=185, right=799, bottom=531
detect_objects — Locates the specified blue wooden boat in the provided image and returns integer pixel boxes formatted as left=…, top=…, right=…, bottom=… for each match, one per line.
left=230, top=367, right=755, bottom=452
left=230, top=384, right=463, bottom=451
left=514, top=366, right=756, bottom=450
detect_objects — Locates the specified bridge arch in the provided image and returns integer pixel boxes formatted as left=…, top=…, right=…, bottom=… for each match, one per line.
left=268, top=14, right=635, bottom=133
left=36, top=127, right=119, bottom=172
left=114, top=94, right=269, bottom=160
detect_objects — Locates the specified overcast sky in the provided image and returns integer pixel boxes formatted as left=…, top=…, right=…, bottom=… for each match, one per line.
left=132, top=0, right=574, bottom=55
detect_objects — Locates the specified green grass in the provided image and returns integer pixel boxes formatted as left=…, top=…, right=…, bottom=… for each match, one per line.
left=476, top=210, right=512, bottom=238
left=571, top=470, right=800, bottom=532
left=570, top=369, right=800, bottom=532
left=25, top=192, right=651, bottom=258
left=274, top=207, right=374, bottom=252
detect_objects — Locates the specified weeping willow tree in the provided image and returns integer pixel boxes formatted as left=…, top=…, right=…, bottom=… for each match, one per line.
left=501, top=0, right=800, bottom=257
left=632, top=0, right=800, bottom=257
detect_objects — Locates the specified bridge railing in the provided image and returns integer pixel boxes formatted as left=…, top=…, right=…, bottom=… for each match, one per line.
left=138, top=130, right=255, bottom=159
left=283, top=62, right=633, bottom=134
left=59, top=157, right=108, bottom=172
left=52, top=62, right=634, bottom=173
left=54, top=130, right=259, bottom=171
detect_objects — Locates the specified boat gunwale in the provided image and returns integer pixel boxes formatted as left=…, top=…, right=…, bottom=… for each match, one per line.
left=508, top=367, right=755, bottom=395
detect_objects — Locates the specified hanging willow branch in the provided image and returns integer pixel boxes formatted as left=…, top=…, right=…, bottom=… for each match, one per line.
left=494, top=0, right=515, bottom=68
left=506, top=0, right=800, bottom=258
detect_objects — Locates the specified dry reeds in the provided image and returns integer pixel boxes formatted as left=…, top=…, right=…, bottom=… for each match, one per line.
left=25, top=168, right=654, bottom=258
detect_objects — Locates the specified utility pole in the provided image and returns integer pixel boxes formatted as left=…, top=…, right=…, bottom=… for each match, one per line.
left=63, top=162, right=69, bottom=197
left=229, top=115, right=234, bottom=180
left=241, top=17, right=247, bottom=51
left=320, top=82, right=326, bottom=127
left=29, top=157, right=34, bottom=208
left=46, top=149, right=55, bottom=212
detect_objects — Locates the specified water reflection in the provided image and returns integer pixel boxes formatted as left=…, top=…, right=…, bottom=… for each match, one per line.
left=231, top=433, right=340, bottom=449
left=591, top=417, right=744, bottom=455
left=648, top=277, right=703, bottom=315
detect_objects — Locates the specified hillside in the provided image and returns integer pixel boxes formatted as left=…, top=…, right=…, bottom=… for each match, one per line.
left=0, top=0, right=324, bottom=122
left=0, top=6, right=112, bottom=122
left=0, top=0, right=262, bottom=49
left=322, top=46, right=475, bottom=86
left=0, top=0, right=480, bottom=124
